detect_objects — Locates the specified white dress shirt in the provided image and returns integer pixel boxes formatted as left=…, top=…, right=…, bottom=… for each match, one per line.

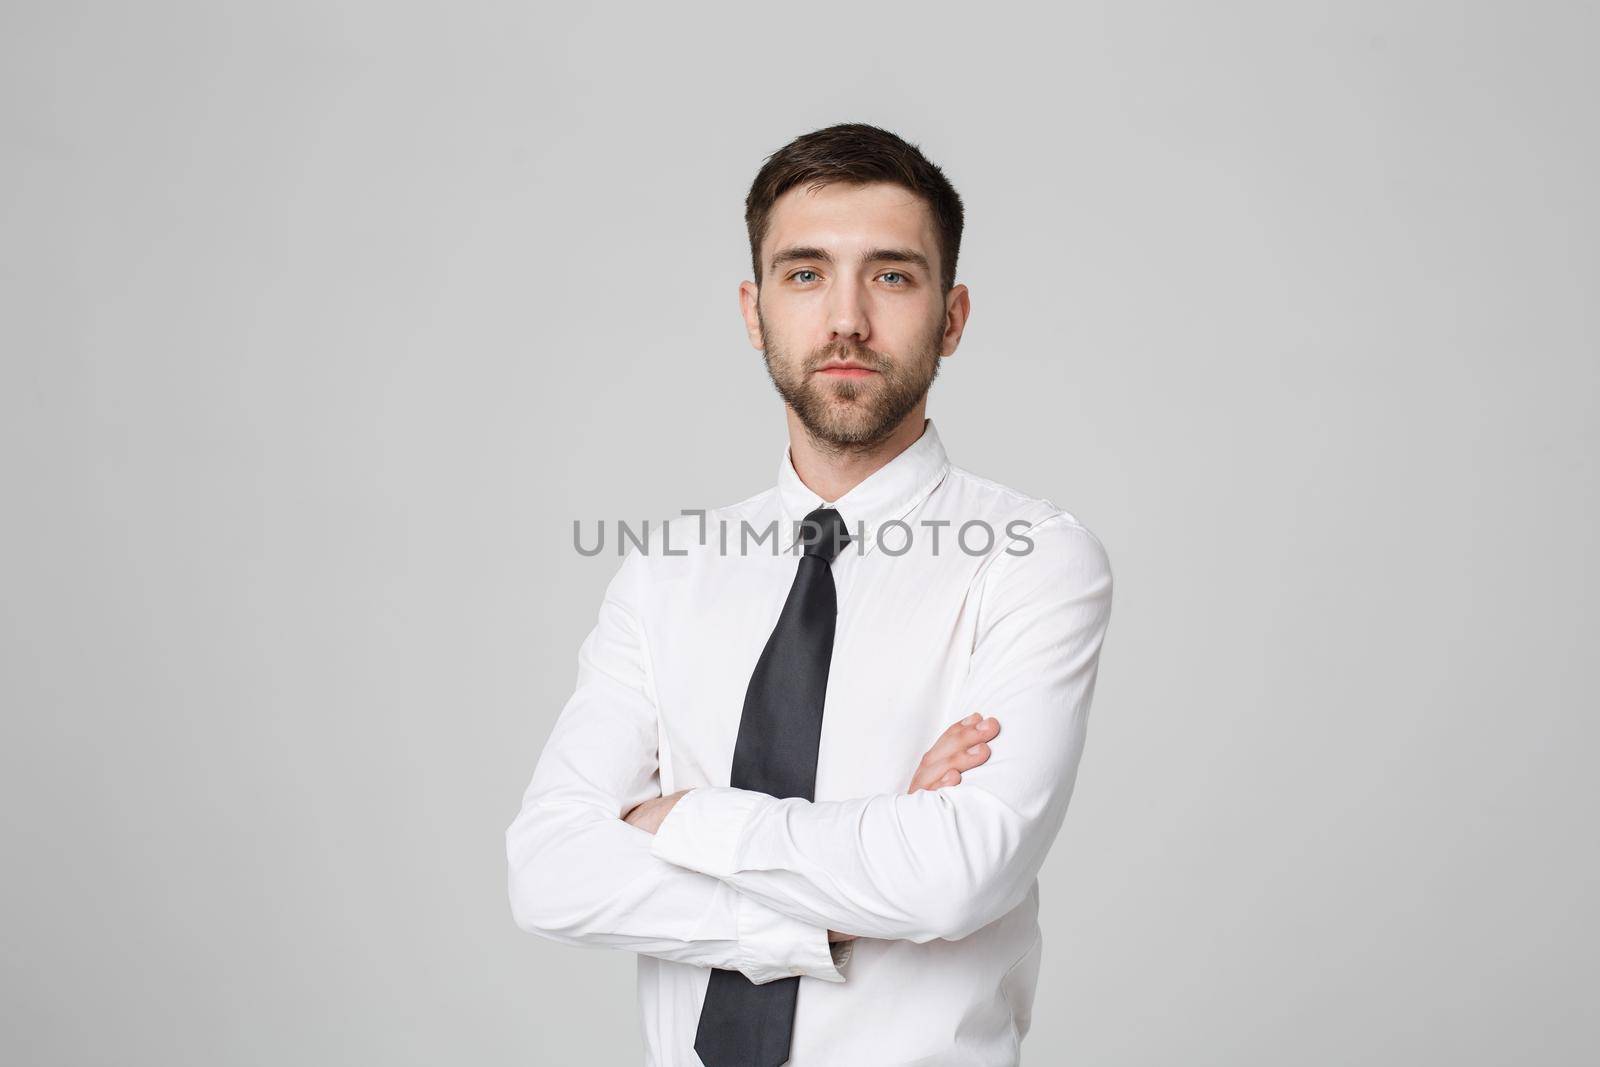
left=506, top=418, right=1114, bottom=1066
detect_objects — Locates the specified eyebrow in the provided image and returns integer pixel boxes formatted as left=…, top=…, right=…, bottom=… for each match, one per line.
left=770, top=246, right=931, bottom=274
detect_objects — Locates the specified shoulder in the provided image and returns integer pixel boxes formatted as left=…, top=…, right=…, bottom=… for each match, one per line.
left=995, top=511, right=1113, bottom=596
left=938, top=465, right=1111, bottom=585
left=930, top=468, right=1113, bottom=640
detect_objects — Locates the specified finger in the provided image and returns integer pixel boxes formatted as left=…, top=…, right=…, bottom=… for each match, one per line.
left=913, top=717, right=1001, bottom=791
left=937, top=712, right=983, bottom=746
left=928, top=716, right=1000, bottom=765
left=909, top=763, right=962, bottom=793
left=954, top=740, right=991, bottom=770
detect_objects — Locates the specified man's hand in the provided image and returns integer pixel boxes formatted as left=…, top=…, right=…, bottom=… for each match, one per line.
left=907, top=712, right=1001, bottom=793
left=624, top=787, right=693, bottom=834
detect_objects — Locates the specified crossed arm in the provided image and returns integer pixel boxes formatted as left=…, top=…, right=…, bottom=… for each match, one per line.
left=621, top=710, right=1004, bottom=945
left=505, top=514, right=1112, bottom=978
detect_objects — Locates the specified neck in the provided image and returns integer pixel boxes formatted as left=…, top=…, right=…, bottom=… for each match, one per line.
left=785, top=404, right=929, bottom=504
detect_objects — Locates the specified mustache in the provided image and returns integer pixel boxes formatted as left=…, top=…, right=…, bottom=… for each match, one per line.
left=808, top=343, right=889, bottom=372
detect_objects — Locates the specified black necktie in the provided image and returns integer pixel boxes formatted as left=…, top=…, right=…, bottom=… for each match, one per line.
left=693, top=505, right=851, bottom=1067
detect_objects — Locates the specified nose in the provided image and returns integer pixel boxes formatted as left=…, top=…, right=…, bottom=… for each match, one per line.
left=826, top=276, right=869, bottom=344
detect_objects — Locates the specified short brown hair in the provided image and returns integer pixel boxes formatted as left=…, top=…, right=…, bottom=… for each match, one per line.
left=745, top=123, right=965, bottom=295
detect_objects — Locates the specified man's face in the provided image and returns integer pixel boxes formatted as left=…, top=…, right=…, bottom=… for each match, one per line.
left=743, top=181, right=961, bottom=451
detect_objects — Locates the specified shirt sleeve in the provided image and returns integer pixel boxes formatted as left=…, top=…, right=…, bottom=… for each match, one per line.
left=649, top=514, right=1114, bottom=944
left=505, top=544, right=845, bottom=984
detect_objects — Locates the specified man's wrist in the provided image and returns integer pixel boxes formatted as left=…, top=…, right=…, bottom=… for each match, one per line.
left=650, top=785, right=775, bottom=877
left=733, top=893, right=845, bottom=984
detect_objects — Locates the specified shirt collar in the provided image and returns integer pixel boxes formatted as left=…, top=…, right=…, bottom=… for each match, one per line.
left=776, top=417, right=951, bottom=557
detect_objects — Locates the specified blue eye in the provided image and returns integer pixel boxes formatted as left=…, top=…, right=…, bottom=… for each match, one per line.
left=792, top=270, right=818, bottom=283
left=880, top=272, right=906, bottom=285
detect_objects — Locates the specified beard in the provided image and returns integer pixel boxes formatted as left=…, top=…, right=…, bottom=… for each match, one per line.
left=759, top=305, right=944, bottom=454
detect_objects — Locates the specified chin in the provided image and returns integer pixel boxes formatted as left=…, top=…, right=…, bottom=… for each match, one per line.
left=819, top=415, right=883, bottom=442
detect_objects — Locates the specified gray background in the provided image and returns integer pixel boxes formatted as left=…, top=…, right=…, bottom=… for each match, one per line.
left=3, top=1, right=1594, bottom=1064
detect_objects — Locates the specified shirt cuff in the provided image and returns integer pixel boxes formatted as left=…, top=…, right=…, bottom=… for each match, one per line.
left=733, top=893, right=845, bottom=984
left=650, top=785, right=776, bottom=878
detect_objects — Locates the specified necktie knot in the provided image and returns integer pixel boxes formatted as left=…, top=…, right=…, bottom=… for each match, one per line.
left=798, top=506, right=851, bottom=562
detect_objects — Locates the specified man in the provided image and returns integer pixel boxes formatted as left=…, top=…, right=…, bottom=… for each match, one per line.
left=506, top=122, right=1114, bottom=1066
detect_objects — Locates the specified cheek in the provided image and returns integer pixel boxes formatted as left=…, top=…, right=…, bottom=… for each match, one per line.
left=881, top=303, right=942, bottom=349
left=765, top=315, right=828, bottom=358
left=758, top=295, right=800, bottom=334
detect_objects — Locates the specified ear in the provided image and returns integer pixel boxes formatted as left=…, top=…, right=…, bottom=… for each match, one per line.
left=738, top=280, right=764, bottom=350
left=939, top=283, right=971, bottom=358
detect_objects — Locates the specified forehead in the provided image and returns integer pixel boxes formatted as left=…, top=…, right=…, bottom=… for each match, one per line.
left=762, top=181, right=938, bottom=267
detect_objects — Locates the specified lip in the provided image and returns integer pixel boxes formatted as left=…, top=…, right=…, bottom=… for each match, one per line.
left=816, top=363, right=879, bottom=378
